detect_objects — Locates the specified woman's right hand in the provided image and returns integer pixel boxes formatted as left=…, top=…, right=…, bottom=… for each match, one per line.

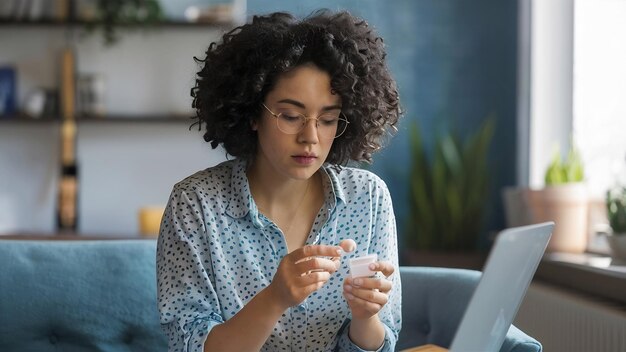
left=267, top=245, right=343, bottom=309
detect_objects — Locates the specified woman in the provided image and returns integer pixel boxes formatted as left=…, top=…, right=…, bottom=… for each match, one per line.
left=157, top=10, right=402, bottom=352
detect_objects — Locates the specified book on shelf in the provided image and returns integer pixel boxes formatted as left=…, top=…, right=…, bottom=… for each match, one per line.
left=1, top=0, right=72, bottom=22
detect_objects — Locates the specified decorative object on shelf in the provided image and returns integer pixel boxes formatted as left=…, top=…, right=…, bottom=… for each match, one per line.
left=76, top=73, right=106, bottom=116
left=23, top=88, right=47, bottom=118
left=138, top=206, right=165, bottom=237
left=529, top=145, right=588, bottom=253
left=404, top=117, right=494, bottom=259
left=0, top=66, right=16, bottom=117
left=184, top=4, right=231, bottom=24
left=84, top=0, right=164, bottom=46
left=184, top=0, right=246, bottom=25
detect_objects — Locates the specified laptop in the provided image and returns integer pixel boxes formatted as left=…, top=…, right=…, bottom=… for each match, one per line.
left=450, top=222, right=554, bottom=351
left=408, top=222, right=554, bottom=352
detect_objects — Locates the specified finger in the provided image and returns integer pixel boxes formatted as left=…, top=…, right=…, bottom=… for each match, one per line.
left=338, top=239, right=357, bottom=253
left=296, top=257, right=338, bottom=274
left=343, top=292, right=383, bottom=314
left=345, top=284, right=389, bottom=306
left=296, top=245, right=343, bottom=260
left=299, top=271, right=331, bottom=286
left=348, top=277, right=392, bottom=293
left=369, top=261, right=395, bottom=278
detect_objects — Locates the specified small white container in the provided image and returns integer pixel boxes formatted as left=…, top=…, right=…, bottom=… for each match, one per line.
left=349, top=254, right=378, bottom=278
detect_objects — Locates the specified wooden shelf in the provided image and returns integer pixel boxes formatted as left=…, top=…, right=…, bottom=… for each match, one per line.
left=0, top=114, right=195, bottom=123
left=78, top=114, right=196, bottom=123
left=0, top=18, right=236, bottom=29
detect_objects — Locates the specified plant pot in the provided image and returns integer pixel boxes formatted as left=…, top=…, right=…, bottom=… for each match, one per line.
left=530, top=183, right=588, bottom=253
left=607, top=234, right=626, bottom=261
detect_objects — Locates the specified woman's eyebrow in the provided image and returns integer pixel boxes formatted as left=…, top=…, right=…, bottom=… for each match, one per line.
left=277, top=98, right=342, bottom=111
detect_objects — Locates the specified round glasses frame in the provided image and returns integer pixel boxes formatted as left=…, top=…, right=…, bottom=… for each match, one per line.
left=261, top=103, right=350, bottom=139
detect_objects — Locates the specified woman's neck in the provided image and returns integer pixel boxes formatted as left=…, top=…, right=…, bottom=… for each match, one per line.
left=246, top=162, right=319, bottom=215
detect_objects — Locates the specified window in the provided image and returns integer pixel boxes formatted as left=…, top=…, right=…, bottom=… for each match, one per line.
left=574, top=0, right=626, bottom=251
left=521, top=0, right=626, bottom=253
left=573, top=0, right=626, bottom=199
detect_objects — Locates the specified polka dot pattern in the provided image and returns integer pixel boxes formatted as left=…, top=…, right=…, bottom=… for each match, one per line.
left=157, top=159, right=401, bottom=351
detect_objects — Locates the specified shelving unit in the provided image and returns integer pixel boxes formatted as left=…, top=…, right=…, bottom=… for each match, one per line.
left=0, top=3, right=238, bottom=235
left=0, top=15, right=236, bottom=123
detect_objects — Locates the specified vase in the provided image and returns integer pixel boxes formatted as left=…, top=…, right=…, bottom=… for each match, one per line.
left=607, top=234, right=626, bottom=261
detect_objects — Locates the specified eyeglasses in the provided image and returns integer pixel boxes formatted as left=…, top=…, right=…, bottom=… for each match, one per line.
left=261, top=103, right=349, bottom=140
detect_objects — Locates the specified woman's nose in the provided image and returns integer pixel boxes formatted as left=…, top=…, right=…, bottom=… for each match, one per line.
left=298, top=118, right=319, bottom=144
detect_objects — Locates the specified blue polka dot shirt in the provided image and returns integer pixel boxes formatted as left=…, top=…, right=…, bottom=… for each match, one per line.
left=157, top=159, right=401, bottom=351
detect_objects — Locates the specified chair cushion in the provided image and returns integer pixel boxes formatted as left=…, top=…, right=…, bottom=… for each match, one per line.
left=0, top=240, right=167, bottom=352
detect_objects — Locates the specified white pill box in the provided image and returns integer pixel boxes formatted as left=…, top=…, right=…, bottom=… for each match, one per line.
left=349, top=254, right=378, bottom=278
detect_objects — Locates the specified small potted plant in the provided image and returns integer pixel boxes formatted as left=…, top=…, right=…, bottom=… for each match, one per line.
left=606, top=186, right=626, bottom=260
left=531, top=146, right=588, bottom=253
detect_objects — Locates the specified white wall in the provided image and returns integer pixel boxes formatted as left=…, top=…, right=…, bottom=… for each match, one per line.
left=0, top=26, right=228, bottom=235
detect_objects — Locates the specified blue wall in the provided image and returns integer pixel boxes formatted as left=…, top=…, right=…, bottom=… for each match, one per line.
left=247, top=0, right=519, bottom=251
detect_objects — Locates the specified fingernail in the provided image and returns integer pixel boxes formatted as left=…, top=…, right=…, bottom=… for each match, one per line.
left=369, top=263, right=376, bottom=270
left=344, top=284, right=352, bottom=292
left=354, top=278, right=362, bottom=286
left=336, top=249, right=343, bottom=256
left=345, top=293, right=354, bottom=300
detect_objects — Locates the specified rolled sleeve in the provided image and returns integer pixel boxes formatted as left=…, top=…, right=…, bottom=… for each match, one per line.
left=162, top=314, right=224, bottom=352
left=337, top=323, right=395, bottom=352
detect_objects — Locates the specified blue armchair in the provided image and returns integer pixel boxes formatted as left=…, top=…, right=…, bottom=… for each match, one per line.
left=0, top=240, right=540, bottom=352
left=398, top=266, right=542, bottom=352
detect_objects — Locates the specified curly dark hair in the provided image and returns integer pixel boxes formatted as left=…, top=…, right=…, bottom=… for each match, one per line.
left=191, top=9, right=401, bottom=165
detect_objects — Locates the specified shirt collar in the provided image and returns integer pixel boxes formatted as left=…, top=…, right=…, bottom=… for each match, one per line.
left=225, top=158, right=254, bottom=219
left=224, top=159, right=346, bottom=220
left=320, top=163, right=346, bottom=206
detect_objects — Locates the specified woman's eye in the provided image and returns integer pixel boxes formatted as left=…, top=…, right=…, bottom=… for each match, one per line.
left=280, top=113, right=301, bottom=122
left=320, top=115, right=339, bottom=125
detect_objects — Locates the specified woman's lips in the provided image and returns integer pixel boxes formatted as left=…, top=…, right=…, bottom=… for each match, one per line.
left=292, top=155, right=317, bottom=165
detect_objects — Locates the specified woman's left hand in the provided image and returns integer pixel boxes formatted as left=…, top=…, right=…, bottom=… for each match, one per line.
left=342, top=261, right=395, bottom=320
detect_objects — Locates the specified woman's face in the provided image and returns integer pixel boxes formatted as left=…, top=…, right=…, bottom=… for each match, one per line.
left=253, top=63, right=341, bottom=181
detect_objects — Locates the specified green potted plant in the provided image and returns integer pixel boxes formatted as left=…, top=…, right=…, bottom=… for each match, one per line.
left=403, top=118, right=494, bottom=268
left=606, top=186, right=626, bottom=259
left=85, top=0, right=164, bottom=46
left=531, top=146, right=588, bottom=253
